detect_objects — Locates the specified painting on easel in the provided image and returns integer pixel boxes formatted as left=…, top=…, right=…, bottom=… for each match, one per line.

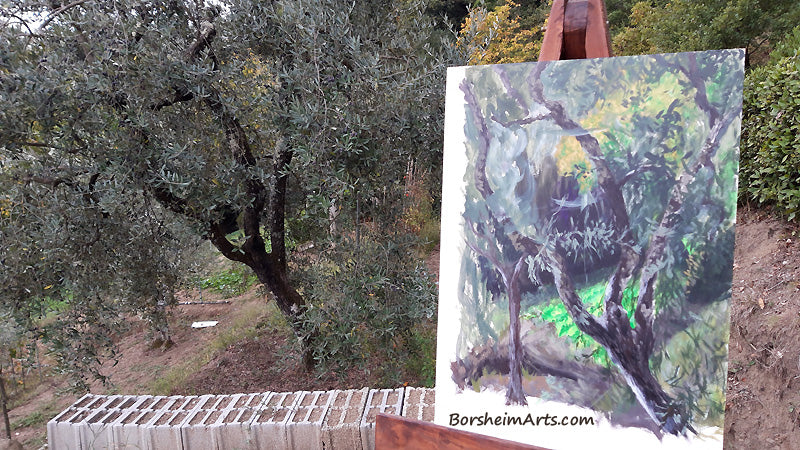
left=435, top=50, right=744, bottom=449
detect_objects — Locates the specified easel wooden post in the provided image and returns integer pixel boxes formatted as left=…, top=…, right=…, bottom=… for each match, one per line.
left=539, top=0, right=612, bottom=61
left=375, top=1, right=612, bottom=448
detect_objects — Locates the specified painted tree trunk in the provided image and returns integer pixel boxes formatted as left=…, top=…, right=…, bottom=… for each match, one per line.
left=548, top=249, right=689, bottom=435
left=505, top=270, right=527, bottom=405
left=606, top=342, right=689, bottom=435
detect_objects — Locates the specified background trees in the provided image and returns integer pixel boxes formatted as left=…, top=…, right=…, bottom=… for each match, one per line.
left=454, top=1, right=548, bottom=64
left=613, top=0, right=800, bottom=65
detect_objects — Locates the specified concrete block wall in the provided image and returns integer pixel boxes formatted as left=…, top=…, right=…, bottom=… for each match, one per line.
left=401, top=387, right=435, bottom=423
left=321, top=388, right=369, bottom=449
left=359, top=388, right=404, bottom=450
left=48, top=388, right=434, bottom=449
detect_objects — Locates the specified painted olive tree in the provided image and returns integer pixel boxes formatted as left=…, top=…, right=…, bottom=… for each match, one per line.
left=456, top=50, right=743, bottom=435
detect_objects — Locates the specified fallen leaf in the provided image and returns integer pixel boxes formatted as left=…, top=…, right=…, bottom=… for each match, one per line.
left=758, top=298, right=765, bottom=309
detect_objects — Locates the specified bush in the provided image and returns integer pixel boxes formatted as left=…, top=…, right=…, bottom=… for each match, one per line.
left=296, top=232, right=437, bottom=386
left=740, top=28, right=800, bottom=220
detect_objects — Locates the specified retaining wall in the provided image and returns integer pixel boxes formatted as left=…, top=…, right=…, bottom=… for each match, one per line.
left=47, top=387, right=435, bottom=449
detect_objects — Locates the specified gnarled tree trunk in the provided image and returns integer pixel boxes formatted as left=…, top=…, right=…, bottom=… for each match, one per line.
left=0, top=367, right=11, bottom=440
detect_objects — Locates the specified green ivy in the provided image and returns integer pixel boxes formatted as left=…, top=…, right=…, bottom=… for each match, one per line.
left=198, top=266, right=256, bottom=298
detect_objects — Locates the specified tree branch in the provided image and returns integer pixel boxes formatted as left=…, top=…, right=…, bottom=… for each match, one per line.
left=527, top=62, right=632, bottom=239
left=184, top=21, right=216, bottom=60
left=619, top=164, right=661, bottom=186
left=464, top=218, right=507, bottom=273
left=9, top=141, right=61, bottom=149
left=151, top=87, right=194, bottom=112
left=148, top=21, right=215, bottom=112
left=527, top=62, right=640, bottom=321
left=460, top=79, right=493, bottom=199
left=490, top=112, right=551, bottom=128
left=209, top=223, right=251, bottom=265
left=634, top=107, right=740, bottom=356
left=653, top=54, right=720, bottom=129
left=543, top=247, right=608, bottom=340
left=494, top=66, right=530, bottom=113
left=36, top=0, right=90, bottom=32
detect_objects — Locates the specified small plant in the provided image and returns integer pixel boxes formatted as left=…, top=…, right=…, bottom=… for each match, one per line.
left=197, top=266, right=257, bottom=298
left=10, top=400, right=60, bottom=432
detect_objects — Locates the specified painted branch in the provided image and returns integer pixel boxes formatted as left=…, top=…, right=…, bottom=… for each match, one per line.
left=460, top=79, right=493, bottom=199
left=464, top=219, right=508, bottom=275
left=451, top=331, right=609, bottom=390
left=527, top=63, right=632, bottom=237
left=494, top=67, right=530, bottom=112
left=505, top=255, right=529, bottom=405
left=633, top=108, right=739, bottom=354
left=543, top=248, right=608, bottom=338
left=526, top=62, right=640, bottom=323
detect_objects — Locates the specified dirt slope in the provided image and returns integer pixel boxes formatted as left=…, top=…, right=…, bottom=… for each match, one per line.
left=725, top=207, right=800, bottom=449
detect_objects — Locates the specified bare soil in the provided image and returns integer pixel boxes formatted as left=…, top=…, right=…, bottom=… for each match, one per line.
left=6, top=206, right=800, bottom=449
left=724, top=206, right=800, bottom=449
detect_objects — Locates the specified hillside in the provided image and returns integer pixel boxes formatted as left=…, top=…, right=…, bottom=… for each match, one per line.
left=4, top=207, right=799, bottom=449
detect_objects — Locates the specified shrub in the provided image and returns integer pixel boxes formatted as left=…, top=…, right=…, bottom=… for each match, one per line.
left=740, top=27, right=800, bottom=220
left=296, top=232, right=437, bottom=386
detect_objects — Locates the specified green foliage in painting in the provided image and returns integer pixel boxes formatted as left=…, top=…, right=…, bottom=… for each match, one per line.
left=524, top=279, right=639, bottom=366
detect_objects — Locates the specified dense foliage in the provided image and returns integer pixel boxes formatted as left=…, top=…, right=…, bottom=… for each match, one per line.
left=296, top=231, right=438, bottom=385
left=740, top=27, right=800, bottom=220
left=613, top=0, right=800, bottom=65
left=1, top=0, right=448, bottom=387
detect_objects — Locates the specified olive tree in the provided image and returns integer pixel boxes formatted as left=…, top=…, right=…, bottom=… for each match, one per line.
left=1, top=0, right=449, bottom=380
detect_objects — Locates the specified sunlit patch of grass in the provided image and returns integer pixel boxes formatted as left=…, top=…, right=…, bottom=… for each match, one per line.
left=194, top=265, right=258, bottom=299
left=11, top=400, right=60, bottom=430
